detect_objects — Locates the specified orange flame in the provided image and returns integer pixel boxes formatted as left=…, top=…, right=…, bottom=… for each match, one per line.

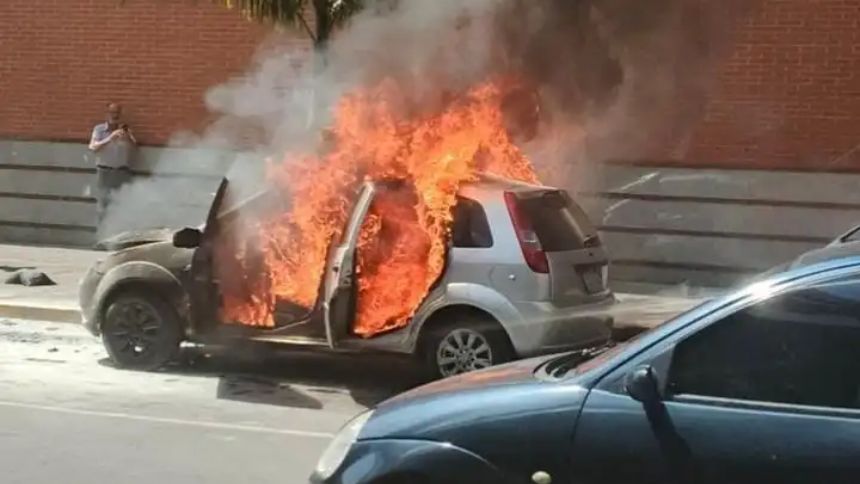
left=218, top=76, right=539, bottom=337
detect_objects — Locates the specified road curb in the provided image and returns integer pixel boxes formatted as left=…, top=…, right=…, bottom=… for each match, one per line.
left=0, top=303, right=80, bottom=324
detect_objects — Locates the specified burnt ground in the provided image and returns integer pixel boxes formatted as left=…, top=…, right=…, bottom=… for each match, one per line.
left=0, top=318, right=422, bottom=484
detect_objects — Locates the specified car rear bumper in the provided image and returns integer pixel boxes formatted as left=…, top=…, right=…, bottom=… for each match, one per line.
left=506, top=295, right=616, bottom=358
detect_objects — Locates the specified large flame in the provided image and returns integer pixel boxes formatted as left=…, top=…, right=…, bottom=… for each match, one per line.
left=218, top=76, right=539, bottom=337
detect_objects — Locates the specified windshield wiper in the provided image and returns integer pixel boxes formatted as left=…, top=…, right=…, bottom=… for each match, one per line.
left=546, top=342, right=616, bottom=378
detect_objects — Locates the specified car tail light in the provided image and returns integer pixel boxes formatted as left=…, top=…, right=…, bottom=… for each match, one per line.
left=504, top=191, right=549, bottom=273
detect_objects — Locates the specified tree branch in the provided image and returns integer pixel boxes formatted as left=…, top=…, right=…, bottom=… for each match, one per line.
left=296, top=8, right=318, bottom=44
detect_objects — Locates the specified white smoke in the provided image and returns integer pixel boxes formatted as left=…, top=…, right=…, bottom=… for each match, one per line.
left=98, top=0, right=749, bottom=241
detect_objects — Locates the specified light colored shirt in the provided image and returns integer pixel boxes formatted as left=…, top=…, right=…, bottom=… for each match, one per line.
left=92, top=122, right=132, bottom=169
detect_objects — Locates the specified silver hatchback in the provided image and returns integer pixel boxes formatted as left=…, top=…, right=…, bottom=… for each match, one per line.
left=79, top=175, right=615, bottom=377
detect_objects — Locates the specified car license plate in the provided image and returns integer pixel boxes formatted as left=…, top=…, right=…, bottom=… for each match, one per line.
left=582, top=269, right=604, bottom=293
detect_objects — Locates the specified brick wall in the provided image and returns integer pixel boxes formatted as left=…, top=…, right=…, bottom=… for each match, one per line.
left=682, top=0, right=860, bottom=170
left=1, top=0, right=857, bottom=171
left=0, top=0, right=312, bottom=146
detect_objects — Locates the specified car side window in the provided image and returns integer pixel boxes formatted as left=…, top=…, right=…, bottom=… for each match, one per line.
left=667, top=279, right=860, bottom=409
left=451, top=197, right=493, bottom=248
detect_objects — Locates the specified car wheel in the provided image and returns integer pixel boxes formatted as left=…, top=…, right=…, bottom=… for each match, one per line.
left=101, top=293, right=183, bottom=371
left=423, top=315, right=514, bottom=379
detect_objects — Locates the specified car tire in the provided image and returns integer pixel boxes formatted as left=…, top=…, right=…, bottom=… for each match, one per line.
left=422, top=314, right=514, bottom=379
left=101, top=292, right=183, bottom=371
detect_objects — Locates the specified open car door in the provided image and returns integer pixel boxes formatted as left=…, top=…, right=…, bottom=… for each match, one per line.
left=322, top=181, right=376, bottom=348
left=187, top=177, right=228, bottom=334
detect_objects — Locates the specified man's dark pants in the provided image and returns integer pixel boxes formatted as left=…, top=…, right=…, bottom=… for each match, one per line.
left=96, top=166, right=131, bottom=225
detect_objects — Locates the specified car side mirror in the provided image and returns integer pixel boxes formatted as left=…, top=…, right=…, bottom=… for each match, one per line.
left=626, top=365, right=661, bottom=404
left=173, top=227, right=202, bottom=249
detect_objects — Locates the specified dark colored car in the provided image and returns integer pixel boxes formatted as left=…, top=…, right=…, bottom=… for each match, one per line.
left=311, top=256, right=860, bottom=484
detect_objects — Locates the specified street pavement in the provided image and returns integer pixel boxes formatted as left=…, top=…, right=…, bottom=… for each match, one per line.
left=0, top=317, right=423, bottom=484
left=0, top=243, right=710, bottom=483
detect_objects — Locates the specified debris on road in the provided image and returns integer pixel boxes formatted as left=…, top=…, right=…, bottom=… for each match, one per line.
left=4, top=269, right=56, bottom=287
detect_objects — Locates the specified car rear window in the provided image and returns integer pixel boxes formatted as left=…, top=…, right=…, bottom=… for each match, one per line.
left=452, top=197, right=493, bottom=248
left=518, top=190, right=597, bottom=251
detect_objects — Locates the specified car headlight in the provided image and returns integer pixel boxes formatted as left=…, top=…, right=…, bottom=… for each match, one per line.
left=314, top=410, right=374, bottom=480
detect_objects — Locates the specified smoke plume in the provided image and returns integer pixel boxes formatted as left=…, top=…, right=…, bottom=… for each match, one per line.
left=99, top=0, right=749, bottom=239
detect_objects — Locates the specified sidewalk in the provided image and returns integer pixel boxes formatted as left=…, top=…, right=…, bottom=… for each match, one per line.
left=0, top=243, right=709, bottom=331
left=0, top=244, right=101, bottom=323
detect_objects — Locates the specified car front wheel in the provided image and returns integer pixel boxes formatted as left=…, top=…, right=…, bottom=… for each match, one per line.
left=422, top=315, right=514, bottom=379
left=101, top=293, right=182, bottom=371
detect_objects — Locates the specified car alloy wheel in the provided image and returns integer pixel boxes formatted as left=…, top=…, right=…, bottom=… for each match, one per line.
left=105, top=299, right=163, bottom=358
left=436, top=328, right=494, bottom=377
left=101, top=293, right=182, bottom=371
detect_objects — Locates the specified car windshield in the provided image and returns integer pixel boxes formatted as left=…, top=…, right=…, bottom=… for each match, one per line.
left=544, top=292, right=733, bottom=379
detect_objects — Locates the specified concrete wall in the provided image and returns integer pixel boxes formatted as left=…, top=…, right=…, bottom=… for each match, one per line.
left=3, top=140, right=859, bottom=287
left=582, top=165, right=860, bottom=287
left=0, top=140, right=236, bottom=247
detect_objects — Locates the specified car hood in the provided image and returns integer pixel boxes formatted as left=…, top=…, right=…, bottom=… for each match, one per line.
left=361, top=356, right=589, bottom=479
left=96, top=228, right=175, bottom=251
left=101, top=238, right=194, bottom=274
left=390, top=355, right=552, bottom=403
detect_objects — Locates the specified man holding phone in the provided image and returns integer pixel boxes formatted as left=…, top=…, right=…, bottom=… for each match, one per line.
left=88, top=102, right=137, bottom=225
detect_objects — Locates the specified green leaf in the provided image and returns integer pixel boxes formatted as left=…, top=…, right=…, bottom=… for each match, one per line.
left=215, top=0, right=368, bottom=43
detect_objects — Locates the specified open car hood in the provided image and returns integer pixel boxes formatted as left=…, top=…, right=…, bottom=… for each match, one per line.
left=95, top=178, right=234, bottom=252
left=95, top=228, right=176, bottom=251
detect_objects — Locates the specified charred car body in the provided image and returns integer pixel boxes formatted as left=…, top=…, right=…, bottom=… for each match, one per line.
left=79, top=175, right=615, bottom=377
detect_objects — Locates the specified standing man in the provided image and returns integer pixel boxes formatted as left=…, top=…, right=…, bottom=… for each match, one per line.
left=89, top=102, right=137, bottom=225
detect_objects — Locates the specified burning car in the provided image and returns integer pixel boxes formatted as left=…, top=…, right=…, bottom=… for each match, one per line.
left=79, top=174, right=615, bottom=377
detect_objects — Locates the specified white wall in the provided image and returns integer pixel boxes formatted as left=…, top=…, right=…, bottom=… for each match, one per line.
left=581, top=165, right=860, bottom=286
left=0, top=140, right=236, bottom=246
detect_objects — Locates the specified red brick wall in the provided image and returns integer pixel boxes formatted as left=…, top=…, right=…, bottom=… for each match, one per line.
left=682, top=0, right=860, bottom=170
left=1, top=0, right=857, bottom=171
left=0, top=0, right=312, bottom=146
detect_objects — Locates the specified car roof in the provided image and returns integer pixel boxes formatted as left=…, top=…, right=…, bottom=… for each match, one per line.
left=217, top=173, right=563, bottom=219
left=464, top=172, right=552, bottom=192
left=458, top=173, right=562, bottom=203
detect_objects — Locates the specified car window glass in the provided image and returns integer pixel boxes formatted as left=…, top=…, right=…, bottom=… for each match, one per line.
left=518, top=190, right=596, bottom=251
left=451, top=197, right=493, bottom=248
left=667, top=279, right=860, bottom=409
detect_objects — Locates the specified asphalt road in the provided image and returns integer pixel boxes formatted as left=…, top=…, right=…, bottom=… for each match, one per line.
left=0, top=318, right=424, bottom=484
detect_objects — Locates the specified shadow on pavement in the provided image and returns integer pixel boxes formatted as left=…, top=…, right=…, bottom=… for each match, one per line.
left=216, top=374, right=324, bottom=410
left=203, top=344, right=426, bottom=409
left=100, top=343, right=426, bottom=409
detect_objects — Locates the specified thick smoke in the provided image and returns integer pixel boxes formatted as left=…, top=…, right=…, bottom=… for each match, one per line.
left=98, top=0, right=748, bottom=240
